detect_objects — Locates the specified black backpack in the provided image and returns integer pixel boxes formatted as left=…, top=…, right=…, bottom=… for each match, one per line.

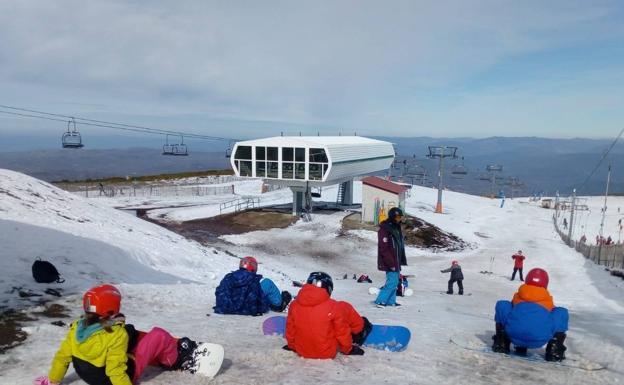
left=32, top=258, right=65, bottom=283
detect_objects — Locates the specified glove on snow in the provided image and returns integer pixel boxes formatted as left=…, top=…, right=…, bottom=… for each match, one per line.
left=348, top=345, right=365, bottom=355
left=33, top=376, right=59, bottom=385
left=282, top=344, right=293, bottom=351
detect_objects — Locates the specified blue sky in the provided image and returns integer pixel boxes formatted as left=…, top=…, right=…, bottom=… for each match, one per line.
left=1, top=0, right=623, bottom=149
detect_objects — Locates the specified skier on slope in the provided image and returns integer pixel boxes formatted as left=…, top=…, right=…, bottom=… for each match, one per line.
left=441, top=260, right=464, bottom=295
left=284, top=272, right=372, bottom=359
left=214, top=256, right=292, bottom=315
left=510, top=250, right=525, bottom=281
left=34, top=284, right=201, bottom=385
left=492, top=268, right=569, bottom=361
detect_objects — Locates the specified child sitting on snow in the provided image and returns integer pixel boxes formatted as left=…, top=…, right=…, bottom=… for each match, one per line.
left=492, top=268, right=568, bottom=361
left=35, top=284, right=200, bottom=385
left=213, top=256, right=292, bottom=316
left=441, top=260, right=464, bottom=295
left=284, top=272, right=372, bottom=359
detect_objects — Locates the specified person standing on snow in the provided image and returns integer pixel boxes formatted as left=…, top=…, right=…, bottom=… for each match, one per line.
left=441, top=260, right=464, bottom=295
left=284, top=272, right=372, bottom=359
left=35, top=284, right=202, bottom=385
left=510, top=250, right=525, bottom=281
left=213, top=256, right=292, bottom=315
left=492, top=268, right=568, bottom=361
left=375, top=207, right=407, bottom=307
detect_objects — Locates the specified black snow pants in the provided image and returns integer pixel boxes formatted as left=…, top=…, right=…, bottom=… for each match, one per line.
left=447, top=279, right=463, bottom=294
left=511, top=268, right=524, bottom=281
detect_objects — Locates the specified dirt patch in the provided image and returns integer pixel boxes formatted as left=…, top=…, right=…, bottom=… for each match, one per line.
left=342, top=212, right=468, bottom=251
left=0, top=310, right=35, bottom=353
left=33, top=303, right=70, bottom=318
left=155, top=209, right=299, bottom=245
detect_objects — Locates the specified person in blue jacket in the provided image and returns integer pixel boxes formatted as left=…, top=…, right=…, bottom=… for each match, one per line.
left=213, top=256, right=292, bottom=315
left=492, top=268, right=568, bottom=361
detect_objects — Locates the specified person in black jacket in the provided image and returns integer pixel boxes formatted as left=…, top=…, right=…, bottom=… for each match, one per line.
left=441, top=260, right=464, bottom=295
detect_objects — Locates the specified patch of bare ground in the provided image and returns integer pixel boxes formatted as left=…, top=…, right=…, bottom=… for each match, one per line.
left=342, top=212, right=468, bottom=251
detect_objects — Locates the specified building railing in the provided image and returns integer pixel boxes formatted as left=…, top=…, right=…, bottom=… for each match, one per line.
left=219, top=197, right=261, bottom=214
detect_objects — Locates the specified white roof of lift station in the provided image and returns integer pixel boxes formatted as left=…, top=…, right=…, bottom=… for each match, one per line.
left=230, top=136, right=395, bottom=187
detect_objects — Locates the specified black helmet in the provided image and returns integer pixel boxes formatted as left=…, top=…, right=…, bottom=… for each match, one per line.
left=388, top=207, right=404, bottom=220
left=306, top=271, right=333, bottom=295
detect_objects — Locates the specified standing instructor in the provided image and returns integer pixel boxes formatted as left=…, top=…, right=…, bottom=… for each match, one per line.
left=375, top=207, right=407, bottom=307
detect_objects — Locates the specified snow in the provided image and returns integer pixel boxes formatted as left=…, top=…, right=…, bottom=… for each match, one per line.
left=1, top=168, right=623, bottom=385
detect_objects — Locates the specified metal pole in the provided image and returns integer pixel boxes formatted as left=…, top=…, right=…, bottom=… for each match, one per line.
left=598, top=165, right=612, bottom=264
left=435, top=147, right=445, bottom=213
left=568, top=189, right=576, bottom=243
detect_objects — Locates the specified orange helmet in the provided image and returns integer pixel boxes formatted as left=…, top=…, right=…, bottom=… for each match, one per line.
left=239, top=256, right=258, bottom=273
left=526, top=268, right=549, bottom=288
left=83, top=284, right=121, bottom=317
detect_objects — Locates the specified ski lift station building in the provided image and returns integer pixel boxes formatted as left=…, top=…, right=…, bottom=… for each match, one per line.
left=229, top=136, right=395, bottom=214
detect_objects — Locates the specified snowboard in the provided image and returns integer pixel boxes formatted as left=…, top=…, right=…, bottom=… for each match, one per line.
left=262, top=315, right=411, bottom=352
left=449, top=335, right=605, bottom=371
left=186, top=342, right=225, bottom=378
left=368, top=286, right=413, bottom=297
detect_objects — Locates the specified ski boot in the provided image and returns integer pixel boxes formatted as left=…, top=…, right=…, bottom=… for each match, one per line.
left=491, top=324, right=510, bottom=354
left=545, top=332, right=567, bottom=362
left=172, top=337, right=198, bottom=371
left=514, top=346, right=528, bottom=356
left=352, top=317, right=373, bottom=345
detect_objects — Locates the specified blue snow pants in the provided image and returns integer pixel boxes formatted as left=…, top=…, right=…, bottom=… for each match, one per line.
left=260, top=278, right=282, bottom=307
left=375, top=271, right=400, bottom=306
left=495, top=300, right=569, bottom=349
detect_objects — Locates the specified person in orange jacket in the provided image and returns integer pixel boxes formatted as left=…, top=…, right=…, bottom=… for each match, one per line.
left=284, top=272, right=372, bottom=359
left=34, top=284, right=200, bottom=385
left=492, top=268, right=569, bottom=361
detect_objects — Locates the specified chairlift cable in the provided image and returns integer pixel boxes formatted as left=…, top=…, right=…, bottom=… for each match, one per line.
left=576, top=127, right=624, bottom=193
left=0, top=104, right=234, bottom=141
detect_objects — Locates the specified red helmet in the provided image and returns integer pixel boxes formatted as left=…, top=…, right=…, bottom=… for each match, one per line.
left=83, top=284, right=121, bottom=317
left=451, top=260, right=459, bottom=266
left=526, top=268, right=549, bottom=288
left=239, top=256, right=258, bottom=273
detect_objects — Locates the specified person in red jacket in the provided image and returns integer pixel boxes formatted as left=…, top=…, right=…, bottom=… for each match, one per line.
left=510, top=250, right=525, bottom=281
left=284, top=272, right=371, bottom=359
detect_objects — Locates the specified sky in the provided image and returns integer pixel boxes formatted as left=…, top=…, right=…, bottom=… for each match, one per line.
left=1, top=0, right=624, bottom=148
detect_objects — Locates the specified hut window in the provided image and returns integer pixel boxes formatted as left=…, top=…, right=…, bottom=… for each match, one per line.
left=256, top=146, right=266, bottom=160
left=256, top=161, right=266, bottom=177
left=267, top=147, right=278, bottom=161
left=268, top=162, right=278, bottom=178
left=309, top=148, right=328, bottom=163
left=282, top=162, right=294, bottom=178
left=282, top=147, right=294, bottom=162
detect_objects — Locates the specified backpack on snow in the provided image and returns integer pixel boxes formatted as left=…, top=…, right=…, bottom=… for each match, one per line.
left=32, top=258, right=65, bottom=284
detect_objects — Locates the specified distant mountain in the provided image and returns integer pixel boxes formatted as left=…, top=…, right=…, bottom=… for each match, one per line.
left=0, top=137, right=621, bottom=196
left=372, top=136, right=624, bottom=196
left=0, top=148, right=231, bottom=182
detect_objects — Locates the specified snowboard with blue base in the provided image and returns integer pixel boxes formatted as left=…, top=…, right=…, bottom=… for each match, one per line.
left=262, top=315, right=410, bottom=352
left=449, top=335, right=605, bottom=371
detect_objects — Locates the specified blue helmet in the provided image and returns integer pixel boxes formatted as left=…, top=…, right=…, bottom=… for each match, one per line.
left=306, top=271, right=333, bottom=295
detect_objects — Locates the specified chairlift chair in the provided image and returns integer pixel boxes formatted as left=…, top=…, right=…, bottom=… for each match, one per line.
left=61, top=118, right=84, bottom=149
left=162, top=135, right=189, bottom=156
left=225, top=140, right=234, bottom=158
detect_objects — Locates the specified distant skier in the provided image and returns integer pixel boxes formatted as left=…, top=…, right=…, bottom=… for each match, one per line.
left=213, top=256, right=292, bottom=315
left=441, top=260, right=464, bottom=295
left=492, top=268, right=568, bottom=361
left=510, top=250, right=525, bottom=281
left=34, top=284, right=201, bottom=385
left=284, top=272, right=371, bottom=358
left=375, top=207, right=407, bottom=307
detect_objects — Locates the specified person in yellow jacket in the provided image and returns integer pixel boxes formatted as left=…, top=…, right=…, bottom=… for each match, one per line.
left=34, top=284, right=199, bottom=385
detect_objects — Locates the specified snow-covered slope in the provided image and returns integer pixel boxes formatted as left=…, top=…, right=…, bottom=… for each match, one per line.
left=1, top=169, right=623, bottom=385
left=0, top=169, right=232, bottom=310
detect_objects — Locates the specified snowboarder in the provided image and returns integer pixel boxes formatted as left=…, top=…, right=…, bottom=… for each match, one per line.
left=375, top=207, right=407, bottom=307
left=34, top=284, right=201, bottom=385
left=284, top=272, right=371, bottom=359
left=492, top=268, right=569, bottom=361
left=214, top=256, right=292, bottom=315
left=441, top=260, right=464, bottom=295
left=510, top=250, right=525, bottom=281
